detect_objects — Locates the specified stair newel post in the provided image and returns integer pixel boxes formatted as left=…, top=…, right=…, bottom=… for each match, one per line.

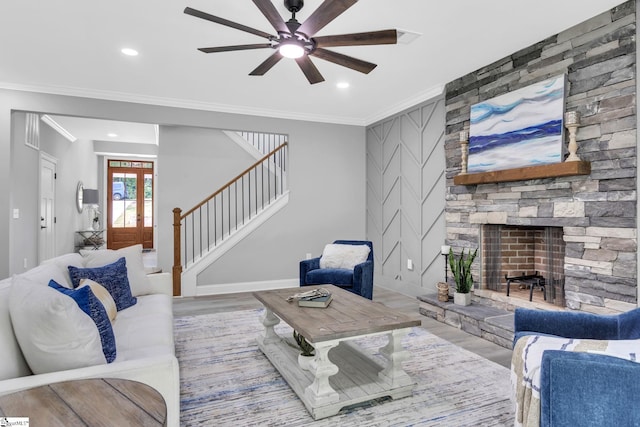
left=173, top=207, right=183, bottom=296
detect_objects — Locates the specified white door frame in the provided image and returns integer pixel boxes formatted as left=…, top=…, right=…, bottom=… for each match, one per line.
left=39, top=152, right=57, bottom=263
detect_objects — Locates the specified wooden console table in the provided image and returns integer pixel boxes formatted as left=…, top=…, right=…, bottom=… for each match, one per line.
left=0, top=378, right=166, bottom=426
left=253, top=285, right=421, bottom=420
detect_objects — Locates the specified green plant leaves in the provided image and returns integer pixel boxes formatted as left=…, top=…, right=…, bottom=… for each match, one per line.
left=448, top=247, right=478, bottom=293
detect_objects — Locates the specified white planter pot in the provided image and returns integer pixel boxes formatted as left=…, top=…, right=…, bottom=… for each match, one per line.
left=298, top=354, right=314, bottom=371
left=454, top=292, right=471, bottom=306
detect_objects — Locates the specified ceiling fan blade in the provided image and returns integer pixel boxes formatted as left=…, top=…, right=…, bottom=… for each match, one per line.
left=184, top=7, right=274, bottom=40
left=314, top=29, right=397, bottom=48
left=252, top=0, right=289, bottom=34
left=198, top=44, right=273, bottom=53
left=298, top=0, right=358, bottom=37
left=311, top=48, right=377, bottom=74
left=295, top=56, right=325, bottom=84
left=249, top=51, right=284, bottom=76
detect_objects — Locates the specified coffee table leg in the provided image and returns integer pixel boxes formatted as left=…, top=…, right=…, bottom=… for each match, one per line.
left=259, top=308, right=280, bottom=344
left=304, top=340, right=339, bottom=406
left=378, top=328, right=413, bottom=387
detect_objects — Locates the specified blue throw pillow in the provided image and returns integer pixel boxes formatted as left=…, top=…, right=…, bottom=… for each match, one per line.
left=68, top=257, right=137, bottom=311
left=48, top=280, right=116, bottom=363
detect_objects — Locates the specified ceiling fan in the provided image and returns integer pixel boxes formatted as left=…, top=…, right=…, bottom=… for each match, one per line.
left=184, top=0, right=397, bottom=84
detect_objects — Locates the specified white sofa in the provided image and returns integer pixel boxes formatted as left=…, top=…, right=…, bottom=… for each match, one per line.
left=0, top=246, right=180, bottom=426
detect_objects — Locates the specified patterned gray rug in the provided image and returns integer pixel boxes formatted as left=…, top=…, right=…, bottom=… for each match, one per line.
left=175, top=309, right=513, bottom=426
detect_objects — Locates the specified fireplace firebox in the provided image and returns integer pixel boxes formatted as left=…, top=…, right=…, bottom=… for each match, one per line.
left=482, top=225, right=565, bottom=307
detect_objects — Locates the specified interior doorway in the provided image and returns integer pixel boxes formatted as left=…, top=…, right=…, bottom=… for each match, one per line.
left=107, top=159, right=154, bottom=250
left=39, top=153, right=57, bottom=262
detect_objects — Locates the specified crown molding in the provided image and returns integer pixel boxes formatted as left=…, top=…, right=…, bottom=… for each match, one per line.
left=364, top=84, right=444, bottom=126
left=1, top=81, right=444, bottom=128
left=40, top=114, right=77, bottom=142
left=0, top=81, right=366, bottom=126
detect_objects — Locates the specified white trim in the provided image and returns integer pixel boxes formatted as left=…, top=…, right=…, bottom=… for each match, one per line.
left=2, top=81, right=445, bottom=127
left=364, top=84, right=444, bottom=126
left=94, top=151, right=157, bottom=159
left=38, top=152, right=58, bottom=264
left=195, top=278, right=299, bottom=296
left=0, top=82, right=366, bottom=126
left=40, top=114, right=77, bottom=142
left=222, top=130, right=263, bottom=161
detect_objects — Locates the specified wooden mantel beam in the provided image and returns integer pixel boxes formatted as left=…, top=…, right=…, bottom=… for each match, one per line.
left=453, top=161, right=591, bottom=186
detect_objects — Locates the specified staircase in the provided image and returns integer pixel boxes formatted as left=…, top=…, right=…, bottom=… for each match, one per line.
left=173, top=140, right=289, bottom=297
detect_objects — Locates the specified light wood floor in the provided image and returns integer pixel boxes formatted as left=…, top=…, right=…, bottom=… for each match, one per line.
left=173, top=286, right=513, bottom=368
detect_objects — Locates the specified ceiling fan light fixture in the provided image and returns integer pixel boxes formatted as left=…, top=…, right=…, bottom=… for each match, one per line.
left=279, top=42, right=305, bottom=59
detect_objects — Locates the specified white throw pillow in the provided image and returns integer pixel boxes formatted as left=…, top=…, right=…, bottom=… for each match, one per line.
left=79, top=278, right=117, bottom=322
left=82, top=244, right=153, bottom=296
left=9, top=275, right=106, bottom=374
left=319, top=244, right=371, bottom=270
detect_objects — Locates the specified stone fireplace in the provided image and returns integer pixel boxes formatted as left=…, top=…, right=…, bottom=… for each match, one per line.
left=443, top=2, right=637, bottom=313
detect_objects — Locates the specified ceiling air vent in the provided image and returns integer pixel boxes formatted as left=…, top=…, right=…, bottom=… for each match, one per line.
left=396, top=29, right=421, bottom=45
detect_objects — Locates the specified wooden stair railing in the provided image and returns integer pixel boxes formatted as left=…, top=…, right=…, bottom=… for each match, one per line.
left=172, top=142, right=288, bottom=296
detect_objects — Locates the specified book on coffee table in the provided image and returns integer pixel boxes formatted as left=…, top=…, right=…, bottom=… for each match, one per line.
left=298, top=292, right=333, bottom=308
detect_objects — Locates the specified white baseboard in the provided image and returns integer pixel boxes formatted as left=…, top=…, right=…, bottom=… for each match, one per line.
left=195, top=278, right=299, bottom=296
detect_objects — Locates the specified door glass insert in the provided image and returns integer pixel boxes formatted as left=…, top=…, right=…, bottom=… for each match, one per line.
left=144, top=173, right=153, bottom=227
left=111, top=173, right=138, bottom=228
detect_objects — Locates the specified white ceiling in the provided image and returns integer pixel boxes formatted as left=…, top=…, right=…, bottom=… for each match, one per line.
left=0, top=0, right=625, bottom=129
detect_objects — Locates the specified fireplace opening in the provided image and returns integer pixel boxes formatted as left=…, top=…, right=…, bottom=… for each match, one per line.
left=481, top=225, right=565, bottom=307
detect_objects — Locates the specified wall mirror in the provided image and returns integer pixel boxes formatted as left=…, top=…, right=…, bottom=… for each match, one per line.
left=76, top=181, right=84, bottom=213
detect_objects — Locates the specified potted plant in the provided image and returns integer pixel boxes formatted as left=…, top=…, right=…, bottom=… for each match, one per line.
left=448, top=247, right=478, bottom=306
left=293, top=330, right=314, bottom=371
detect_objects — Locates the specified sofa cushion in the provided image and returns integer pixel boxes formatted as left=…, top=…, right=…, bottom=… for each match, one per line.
left=48, top=280, right=116, bottom=363
left=40, top=253, right=86, bottom=288
left=9, top=275, right=107, bottom=374
left=79, top=279, right=117, bottom=322
left=18, top=262, right=74, bottom=289
left=306, top=268, right=354, bottom=286
left=319, top=243, right=370, bottom=270
left=68, top=258, right=137, bottom=311
left=82, top=244, right=153, bottom=297
left=0, top=280, right=31, bottom=380
left=112, top=294, right=175, bottom=361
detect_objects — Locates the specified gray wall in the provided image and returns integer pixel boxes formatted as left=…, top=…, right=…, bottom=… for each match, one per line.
left=0, top=89, right=366, bottom=285
left=366, top=96, right=447, bottom=297
left=191, top=122, right=366, bottom=284
left=10, top=111, right=97, bottom=273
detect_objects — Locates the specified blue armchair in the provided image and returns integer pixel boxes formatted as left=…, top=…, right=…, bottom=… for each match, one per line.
left=299, top=240, right=374, bottom=299
left=513, top=308, right=640, bottom=427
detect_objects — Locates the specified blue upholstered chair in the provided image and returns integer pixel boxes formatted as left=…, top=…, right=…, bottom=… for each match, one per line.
left=513, top=308, right=640, bottom=426
left=299, top=240, right=374, bottom=299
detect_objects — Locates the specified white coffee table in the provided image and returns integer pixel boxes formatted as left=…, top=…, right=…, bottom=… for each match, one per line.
left=253, top=285, right=421, bottom=420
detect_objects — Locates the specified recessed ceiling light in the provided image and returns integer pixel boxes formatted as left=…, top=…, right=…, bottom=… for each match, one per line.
left=108, top=133, right=118, bottom=138
left=336, top=82, right=350, bottom=89
left=121, top=48, right=139, bottom=56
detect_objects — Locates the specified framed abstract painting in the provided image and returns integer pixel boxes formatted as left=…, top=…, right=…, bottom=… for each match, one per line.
left=468, top=75, right=566, bottom=173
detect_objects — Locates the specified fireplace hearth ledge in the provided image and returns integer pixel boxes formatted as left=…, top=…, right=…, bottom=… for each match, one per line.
left=418, top=289, right=635, bottom=350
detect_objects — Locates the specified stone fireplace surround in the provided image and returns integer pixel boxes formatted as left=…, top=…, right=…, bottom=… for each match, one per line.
left=443, top=1, right=637, bottom=313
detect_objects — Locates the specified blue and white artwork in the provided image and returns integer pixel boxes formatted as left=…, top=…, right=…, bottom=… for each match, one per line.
left=468, top=75, right=566, bottom=173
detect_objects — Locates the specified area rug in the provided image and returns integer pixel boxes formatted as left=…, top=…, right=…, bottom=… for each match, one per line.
left=175, top=309, right=514, bottom=426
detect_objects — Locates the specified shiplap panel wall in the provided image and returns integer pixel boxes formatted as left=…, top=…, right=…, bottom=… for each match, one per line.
left=366, top=96, right=446, bottom=293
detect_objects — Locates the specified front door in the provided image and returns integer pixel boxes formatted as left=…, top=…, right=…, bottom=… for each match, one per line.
left=107, top=160, right=154, bottom=250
